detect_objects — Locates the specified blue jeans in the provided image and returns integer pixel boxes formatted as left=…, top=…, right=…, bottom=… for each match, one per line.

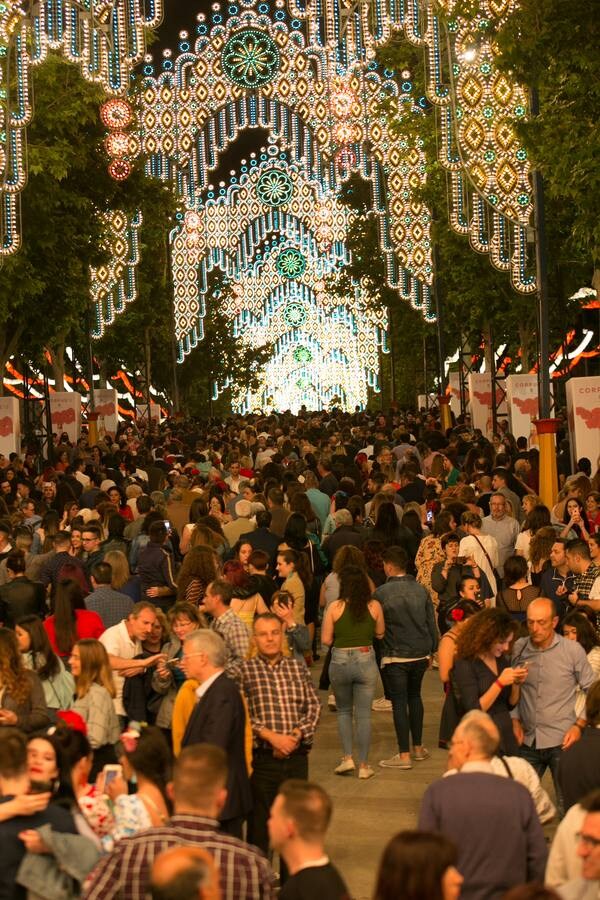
left=519, top=741, right=564, bottom=816
left=382, top=659, right=429, bottom=753
left=329, top=647, right=379, bottom=762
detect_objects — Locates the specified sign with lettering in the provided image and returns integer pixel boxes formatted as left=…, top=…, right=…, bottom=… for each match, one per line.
left=565, top=376, right=600, bottom=470
left=506, top=375, right=539, bottom=442
left=467, top=374, right=507, bottom=436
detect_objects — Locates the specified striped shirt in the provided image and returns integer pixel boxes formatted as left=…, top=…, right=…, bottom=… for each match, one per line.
left=83, top=814, right=276, bottom=900
left=240, top=654, right=321, bottom=749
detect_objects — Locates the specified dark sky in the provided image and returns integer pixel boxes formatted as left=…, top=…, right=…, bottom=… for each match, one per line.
left=145, top=0, right=271, bottom=180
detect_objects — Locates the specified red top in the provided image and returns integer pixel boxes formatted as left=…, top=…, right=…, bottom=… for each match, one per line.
left=44, top=608, right=105, bottom=657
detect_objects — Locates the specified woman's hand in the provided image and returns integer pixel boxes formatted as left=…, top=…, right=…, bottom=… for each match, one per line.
left=19, top=830, right=51, bottom=854
left=104, top=775, right=128, bottom=801
left=0, top=710, right=18, bottom=726
left=498, top=666, right=528, bottom=686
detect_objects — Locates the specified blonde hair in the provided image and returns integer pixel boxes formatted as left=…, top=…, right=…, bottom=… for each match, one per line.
left=75, top=639, right=116, bottom=699
left=103, top=550, right=131, bottom=590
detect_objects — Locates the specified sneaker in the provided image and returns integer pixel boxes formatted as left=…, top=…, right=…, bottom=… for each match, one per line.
left=379, top=754, right=413, bottom=769
left=358, top=765, right=375, bottom=780
left=372, top=697, right=392, bottom=712
left=334, top=758, right=356, bottom=776
left=328, top=694, right=337, bottom=711
left=413, top=748, right=430, bottom=761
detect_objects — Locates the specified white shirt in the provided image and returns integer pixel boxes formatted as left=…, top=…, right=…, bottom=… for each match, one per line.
left=100, top=620, right=142, bottom=716
left=195, top=669, right=224, bottom=701
left=546, top=804, right=585, bottom=887
left=445, top=757, right=556, bottom=823
left=459, top=532, right=499, bottom=596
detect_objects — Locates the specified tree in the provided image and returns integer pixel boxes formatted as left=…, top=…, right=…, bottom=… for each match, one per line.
left=0, top=54, right=124, bottom=387
left=494, top=0, right=600, bottom=286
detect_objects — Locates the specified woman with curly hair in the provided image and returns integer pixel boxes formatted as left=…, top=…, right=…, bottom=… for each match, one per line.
left=176, top=544, right=221, bottom=606
left=415, top=510, right=457, bottom=607
left=453, top=608, right=528, bottom=754
left=0, top=627, right=50, bottom=732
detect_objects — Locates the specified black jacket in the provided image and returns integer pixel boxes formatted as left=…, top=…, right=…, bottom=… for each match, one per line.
left=239, top=528, right=280, bottom=568
left=0, top=577, right=46, bottom=627
left=559, top=728, right=600, bottom=811
left=181, top=672, right=252, bottom=822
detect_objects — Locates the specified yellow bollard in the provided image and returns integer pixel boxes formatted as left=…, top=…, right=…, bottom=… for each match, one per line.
left=533, top=418, right=560, bottom=509
left=438, top=395, right=452, bottom=432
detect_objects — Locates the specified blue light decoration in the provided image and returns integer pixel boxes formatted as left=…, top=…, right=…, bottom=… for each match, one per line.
left=283, top=300, right=308, bottom=326
left=256, top=168, right=294, bottom=207
left=277, top=247, right=307, bottom=278
left=221, top=28, right=280, bottom=88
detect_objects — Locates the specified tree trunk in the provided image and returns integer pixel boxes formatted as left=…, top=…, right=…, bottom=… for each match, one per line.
left=49, top=329, right=68, bottom=391
left=0, top=324, right=26, bottom=397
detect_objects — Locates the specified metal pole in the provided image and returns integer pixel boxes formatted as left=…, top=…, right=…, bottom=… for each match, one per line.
left=85, top=308, right=96, bottom=413
left=166, top=231, right=181, bottom=415
left=433, top=244, right=446, bottom=394
left=530, top=87, right=551, bottom=419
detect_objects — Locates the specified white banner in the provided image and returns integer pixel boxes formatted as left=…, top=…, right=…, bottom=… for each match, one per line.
left=468, top=373, right=507, bottom=437
left=137, top=403, right=162, bottom=424
left=448, top=372, right=462, bottom=417
left=0, top=397, right=20, bottom=458
left=49, top=392, right=81, bottom=444
left=505, top=375, right=539, bottom=442
left=565, top=376, right=600, bottom=471
left=93, top=389, right=119, bottom=437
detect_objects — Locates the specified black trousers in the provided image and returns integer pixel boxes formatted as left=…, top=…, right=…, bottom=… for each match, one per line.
left=247, top=751, right=309, bottom=877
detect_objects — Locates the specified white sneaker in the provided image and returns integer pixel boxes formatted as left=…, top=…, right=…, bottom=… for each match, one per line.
left=379, top=753, right=413, bottom=769
left=372, top=697, right=392, bottom=711
left=358, top=765, right=375, bottom=780
left=334, top=757, right=356, bottom=776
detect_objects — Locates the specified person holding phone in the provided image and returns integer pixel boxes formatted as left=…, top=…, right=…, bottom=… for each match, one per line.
left=271, top=590, right=310, bottom=663
left=453, top=608, right=528, bottom=756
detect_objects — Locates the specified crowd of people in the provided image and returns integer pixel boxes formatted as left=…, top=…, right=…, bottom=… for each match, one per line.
left=0, top=407, right=598, bottom=899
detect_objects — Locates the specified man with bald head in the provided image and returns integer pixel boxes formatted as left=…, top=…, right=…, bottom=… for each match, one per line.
left=151, top=847, right=220, bottom=900
left=511, top=597, right=596, bottom=812
left=419, top=712, right=547, bottom=898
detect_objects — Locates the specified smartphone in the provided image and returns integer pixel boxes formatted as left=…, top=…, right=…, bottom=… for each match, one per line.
left=101, top=764, right=123, bottom=790
left=164, top=520, right=171, bottom=530
left=29, top=779, right=55, bottom=794
left=426, top=509, right=434, bottom=525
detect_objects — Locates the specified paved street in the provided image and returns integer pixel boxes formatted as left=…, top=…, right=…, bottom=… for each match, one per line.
left=308, top=668, right=449, bottom=899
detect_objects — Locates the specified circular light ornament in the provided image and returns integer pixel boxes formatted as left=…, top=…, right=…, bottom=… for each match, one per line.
left=293, top=346, right=313, bottom=364
left=283, top=300, right=307, bottom=327
left=221, top=29, right=280, bottom=89
left=108, top=159, right=132, bottom=181
left=100, top=98, right=133, bottom=130
left=332, top=121, right=357, bottom=144
left=185, top=210, right=202, bottom=230
left=256, top=168, right=293, bottom=207
left=104, top=131, right=130, bottom=158
left=330, top=83, right=356, bottom=118
left=276, top=248, right=307, bottom=278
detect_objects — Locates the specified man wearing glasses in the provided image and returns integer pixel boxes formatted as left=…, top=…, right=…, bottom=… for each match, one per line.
left=511, top=598, right=595, bottom=814
left=557, top=790, right=600, bottom=899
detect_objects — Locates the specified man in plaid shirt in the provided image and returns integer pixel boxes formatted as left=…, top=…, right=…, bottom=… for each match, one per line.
left=567, top=540, right=600, bottom=612
left=83, top=744, right=275, bottom=900
left=240, top=612, right=321, bottom=873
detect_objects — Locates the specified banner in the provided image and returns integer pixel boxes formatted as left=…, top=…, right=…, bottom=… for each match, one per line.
left=505, top=375, right=540, bottom=443
left=137, top=403, right=162, bottom=424
left=467, top=373, right=507, bottom=437
left=448, top=372, right=462, bottom=417
left=0, top=397, right=20, bottom=458
left=565, top=376, right=600, bottom=471
left=49, top=392, right=81, bottom=444
left=93, top=389, right=119, bottom=437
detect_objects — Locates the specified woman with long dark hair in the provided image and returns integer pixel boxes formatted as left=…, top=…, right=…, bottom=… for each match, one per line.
left=0, top=627, right=50, bottom=731
left=562, top=611, right=600, bottom=717
left=321, top=565, right=384, bottom=780
left=223, top=560, right=269, bottom=633
left=16, top=615, right=75, bottom=714
left=43, top=578, right=104, bottom=659
left=373, top=831, right=462, bottom=900
left=104, top=723, right=171, bottom=841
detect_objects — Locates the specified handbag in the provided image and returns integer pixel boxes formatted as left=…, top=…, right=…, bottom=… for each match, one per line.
left=472, top=534, right=501, bottom=588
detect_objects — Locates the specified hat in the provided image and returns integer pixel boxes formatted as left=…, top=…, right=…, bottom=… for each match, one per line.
left=235, top=499, right=253, bottom=518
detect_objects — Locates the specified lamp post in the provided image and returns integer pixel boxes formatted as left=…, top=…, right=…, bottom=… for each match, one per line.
left=530, top=86, right=559, bottom=508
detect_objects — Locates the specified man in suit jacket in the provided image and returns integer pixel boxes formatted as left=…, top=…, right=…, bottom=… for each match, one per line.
left=0, top=552, right=46, bottom=627
left=240, top=510, right=280, bottom=568
left=180, top=629, right=252, bottom=839
left=418, top=711, right=547, bottom=900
